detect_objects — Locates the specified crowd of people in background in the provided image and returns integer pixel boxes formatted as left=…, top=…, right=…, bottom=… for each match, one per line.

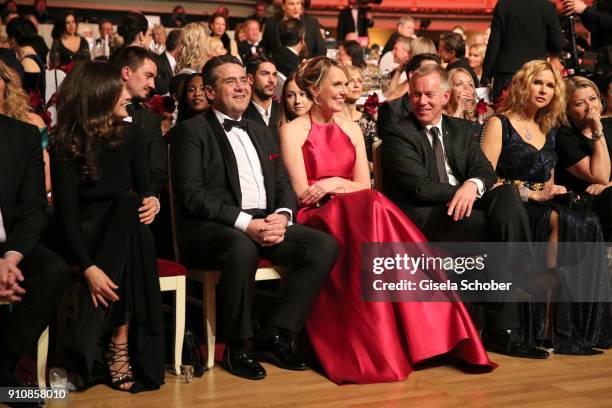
left=1, top=0, right=612, bottom=401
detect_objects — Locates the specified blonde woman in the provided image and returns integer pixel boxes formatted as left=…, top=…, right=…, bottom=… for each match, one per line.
left=409, top=36, right=436, bottom=57
left=446, top=67, right=477, bottom=121
left=0, top=60, right=50, bottom=193
left=556, top=76, right=612, bottom=238
left=481, top=61, right=611, bottom=354
left=176, top=22, right=209, bottom=74
left=468, top=44, right=486, bottom=84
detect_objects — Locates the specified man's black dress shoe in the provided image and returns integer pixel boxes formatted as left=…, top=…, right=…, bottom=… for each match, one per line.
left=253, top=334, right=309, bottom=371
left=222, top=346, right=266, bottom=380
left=483, top=329, right=550, bottom=359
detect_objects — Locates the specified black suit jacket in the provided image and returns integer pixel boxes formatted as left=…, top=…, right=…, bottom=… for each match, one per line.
left=447, top=57, right=480, bottom=88
left=172, top=109, right=297, bottom=227
left=0, top=114, right=47, bottom=255
left=337, top=7, right=373, bottom=40
left=376, top=94, right=411, bottom=136
left=271, top=46, right=302, bottom=78
left=482, top=0, right=563, bottom=83
left=155, top=52, right=174, bottom=95
left=381, top=113, right=496, bottom=228
left=238, top=40, right=264, bottom=63
left=261, top=14, right=327, bottom=58
left=128, top=103, right=167, bottom=194
left=243, top=100, right=280, bottom=132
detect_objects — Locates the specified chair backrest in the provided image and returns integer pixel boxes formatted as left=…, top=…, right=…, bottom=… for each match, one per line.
left=372, top=139, right=383, bottom=191
left=166, top=143, right=182, bottom=264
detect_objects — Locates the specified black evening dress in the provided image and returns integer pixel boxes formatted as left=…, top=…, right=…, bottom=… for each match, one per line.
left=50, top=124, right=164, bottom=391
left=50, top=37, right=91, bottom=68
left=556, top=118, right=612, bottom=240
left=493, top=114, right=612, bottom=354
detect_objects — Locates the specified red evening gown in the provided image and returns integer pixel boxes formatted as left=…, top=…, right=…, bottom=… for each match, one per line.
left=297, top=118, right=495, bottom=384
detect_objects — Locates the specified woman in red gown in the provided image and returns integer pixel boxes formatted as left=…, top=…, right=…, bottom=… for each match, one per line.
left=279, top=57, right=495, bottom=384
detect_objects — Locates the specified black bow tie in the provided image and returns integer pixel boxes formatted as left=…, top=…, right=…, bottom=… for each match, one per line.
left=223, top=118, right=248, bottom=132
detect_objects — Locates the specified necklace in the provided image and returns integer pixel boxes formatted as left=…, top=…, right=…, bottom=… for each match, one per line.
left=524, top=124, right=533, bottom=141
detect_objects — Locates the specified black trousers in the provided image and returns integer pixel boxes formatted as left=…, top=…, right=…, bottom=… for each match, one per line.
left=178, top=221, right=339, bottom=341
left=0, top=243, right=69, bottom=374
left=421, top=184, right=532, bottom=332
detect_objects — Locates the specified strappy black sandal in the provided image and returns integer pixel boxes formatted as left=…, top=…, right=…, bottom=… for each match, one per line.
left=105, top=341, right=141, bottom=393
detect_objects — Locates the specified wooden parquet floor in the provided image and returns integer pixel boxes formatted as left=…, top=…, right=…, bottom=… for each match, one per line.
left=39, top=350, right=612, bottom=408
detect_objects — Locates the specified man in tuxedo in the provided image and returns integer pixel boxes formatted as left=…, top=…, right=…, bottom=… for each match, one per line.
left=377, top=53, right=440, bottom=135
left=261, top=0, right=326, bottom=58
left=172, top=55, right=338, bottom=380
left=482, top=0, right=563, bottom=102
left=155, top=29, right=182, bottom=95
left=381, top=64, right=548, bottom=359
left=238, top=19, right=264, bottom=64
left=113, top=46, right=167, bottom=195
left=244, top=55, right=280, bottom=132
left=337, top=0, right=373, bottom=42
left=0, top=114, right=69, bottom=389
left=438, top=32, right=479, bottom=87
left=271, top=18, right=305, bottom=79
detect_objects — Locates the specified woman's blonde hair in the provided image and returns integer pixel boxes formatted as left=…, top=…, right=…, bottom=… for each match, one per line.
left=410, top=37, right=436, bottom=57
left=296, top=56, right=349, bottom=101
left=469, top=44, right=486, bottom=59
left=447, top=67, right=477, bottom=121
left=204, top=36, right=224, bottom=60
left=563, top=76, right=602, bottom=126
left=176, top=23, right=209, bottom=72
left=499, top=60, right=566, bottom=134
left=0, top=60, right=32, bottom=122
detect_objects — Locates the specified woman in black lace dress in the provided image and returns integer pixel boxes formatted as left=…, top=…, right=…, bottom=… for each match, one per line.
left=481, top=60, right=612, bottom=355
left=50, top=61, right=164, bottom=392
left=49, top=11, right=91, bottom=69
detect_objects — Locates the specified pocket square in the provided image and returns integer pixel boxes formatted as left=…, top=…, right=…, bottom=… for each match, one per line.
left=269, top=153, right=280, bottom=160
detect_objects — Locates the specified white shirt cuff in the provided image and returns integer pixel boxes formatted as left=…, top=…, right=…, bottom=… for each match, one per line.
left=467, top=178, right=485, bottom=198
left=274, top=208, right=293, bottom=226
left=234, top=211, right=253, bottom=233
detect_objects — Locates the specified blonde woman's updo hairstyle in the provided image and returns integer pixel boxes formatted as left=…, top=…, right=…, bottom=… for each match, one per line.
left=176, top=23, right=209, bottom=72
left=295, top=56, right=349, bottom=101
left=498, top=60, right=566, bottom=134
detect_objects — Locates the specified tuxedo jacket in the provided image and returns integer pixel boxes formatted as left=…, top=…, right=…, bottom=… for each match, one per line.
left=336, top=7, right=373, bottom=40
left=171, top=109, right=297, bottom=227
left=482, top=0, right=563, bottom=83
left=155, top=52, right=174, bottom=95
left=381, top=113, right=496, bottom=228
left=0, top=114, right=47, bottom=255
left=377, top=93, right=411, bottom=136
left=243, top=100, right=281, bottom=132
left=271, top=46, right=302, bottom=78
left=238, top=40, right=264, bottom=64
left=128, top=103, right=167, bottom=194
left=261, top=14, right=327, bottom=58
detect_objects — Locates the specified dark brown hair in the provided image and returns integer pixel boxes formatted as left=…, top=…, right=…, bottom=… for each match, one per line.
left=51, top=61, right=125, bottom=178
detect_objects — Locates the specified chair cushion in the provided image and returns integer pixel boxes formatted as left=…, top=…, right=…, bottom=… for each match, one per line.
left=258, top=258, right=274, bottom=268
left=158, top=259, right=187, bottom=277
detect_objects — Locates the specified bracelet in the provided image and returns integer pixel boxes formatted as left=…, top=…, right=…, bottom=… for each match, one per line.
left=518, top=186, right=530, bottom=202
left=151, top=196, right=161, bottom=214
left=592, top=131, right=604, bottom=141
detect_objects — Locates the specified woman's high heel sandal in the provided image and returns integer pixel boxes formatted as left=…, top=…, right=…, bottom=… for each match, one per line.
left=104, top=341, right=140, bottom=393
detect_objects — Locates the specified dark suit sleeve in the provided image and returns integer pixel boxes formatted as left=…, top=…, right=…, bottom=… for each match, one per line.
left=337, top=10, right=348, bottom=42
left=4, top=127, right=47, bottom=256
left=154, top=55, right=171, bottom=95
left=146, top=112, right=168, bottom=195
left=580, top=6, right=612, bottom=35
left=381, top=124, right=458, bottom=204
left=261, top=18, right=279, bottom=56
left=376, top=101, right=397, bottom=136
left=482, top=4, right=502, bottom=83
left=308, top=17, right=327, bottom=57
left=172, top=123, right=243, bottom=227
left=129, top=126, right=154, bottom=196
left=545, top=2, right=563, bottom=54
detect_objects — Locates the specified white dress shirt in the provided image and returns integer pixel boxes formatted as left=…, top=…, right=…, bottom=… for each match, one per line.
left=0, top=210, right=6, bottom=243
left=213, top=110, right=292, bottom=232
left=425, top=117, right=484, bottom=196
left=252, top=101, right=271, bottom=126
left=165, top=51, right=177, bottom=73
